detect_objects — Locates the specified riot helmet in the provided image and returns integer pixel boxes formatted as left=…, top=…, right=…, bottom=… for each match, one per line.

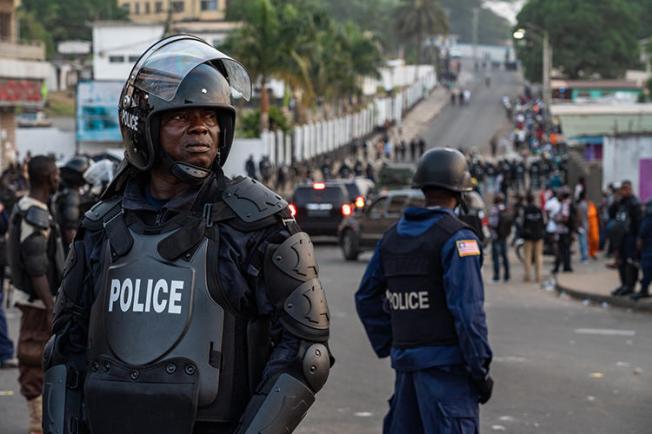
left=118, top=34, right=252, bottom=183
left=60, top=155, right=91, bottom=188
left=412, top=147, right=473, bottom=193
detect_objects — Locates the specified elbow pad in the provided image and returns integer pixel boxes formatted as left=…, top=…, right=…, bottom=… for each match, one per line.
left=264, top=232, right=330, bottom=342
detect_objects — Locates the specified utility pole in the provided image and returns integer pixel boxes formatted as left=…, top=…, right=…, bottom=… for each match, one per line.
left=472, top=7, right=479, bottom=68
left=542, top=30, right=552, bottom=112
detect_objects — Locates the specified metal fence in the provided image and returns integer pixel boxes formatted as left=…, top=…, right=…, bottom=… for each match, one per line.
left=261, top=70, right=437, bottom=166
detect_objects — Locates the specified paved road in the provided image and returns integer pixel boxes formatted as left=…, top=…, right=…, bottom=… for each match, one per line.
left=421, top=63, right=521, bottom=154
left=298, top=245, right=652, bottom=434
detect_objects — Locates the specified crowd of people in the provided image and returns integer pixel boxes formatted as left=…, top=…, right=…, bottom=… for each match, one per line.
left=243, top=130, right=429, bottom=194
left=472, top=90, right=652, bottom=302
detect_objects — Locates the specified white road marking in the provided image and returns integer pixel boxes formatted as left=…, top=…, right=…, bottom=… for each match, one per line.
left=354, top=412, right=373, bottom=417
left=574, top=328, right=636, bottom=336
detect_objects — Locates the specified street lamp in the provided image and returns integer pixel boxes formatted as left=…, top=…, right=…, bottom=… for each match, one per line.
left=513, top=25, right=552, bottom=114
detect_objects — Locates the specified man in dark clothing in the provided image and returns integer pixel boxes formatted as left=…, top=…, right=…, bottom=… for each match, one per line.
left=356, top=148, right=492, bottom=434
left=244, top=154, right=257, bottom=179
left=612, top=181, right=642, bottom=296
left=632, top=200, right=652, bottom=300
left=552, top=190, right=574, bottom=273
left=353, top=159, right=364, bottom=177
left=418, top=137, right=426, bottom=156
left=0, top=198, right=16, bottom=370
left=520, top=192, right=545, bottom=282
left=489, top=194, right=512, bottom=282
left=43, top=35, right=332, bottom=434
left=409, top=139, right=417, bottom=161
left=7, top=155, right=64, bottom=432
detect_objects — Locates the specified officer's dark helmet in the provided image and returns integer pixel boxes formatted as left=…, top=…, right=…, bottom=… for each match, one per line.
left=60, top=155, right=91, bottom=187
left=117, top=34, right=252, bottom=183
left=412, top=148, right=473, bottom=193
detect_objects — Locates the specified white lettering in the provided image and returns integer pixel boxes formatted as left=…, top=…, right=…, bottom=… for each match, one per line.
left=386, top=290, right=431, bottom=311
left=153, top=279, right=168, bottom=313
left=168, top=280, right=183, bottom=314
left=119, top=279, right=133, bottom=312
left=408, top=292, right=418, bottom=310
left=418, top=291, right=430, bottom=309
left=107, top=278, right=186, bottom=315
left=108, top=279, right=121, bottom=312
left=144, top=279, right=153, bottom=312
left=132, top=279, right=144, bottom=312
left=121, top=110, right=139, bottom=131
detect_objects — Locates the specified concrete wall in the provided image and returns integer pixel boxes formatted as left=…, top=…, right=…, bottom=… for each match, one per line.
left=93, top=24, right=164, bottom=81
left=16, top=127, right=75, bottom=161
left=222, top=138, right=266, bottom=178
left=603, top=134, right=652, bottom=201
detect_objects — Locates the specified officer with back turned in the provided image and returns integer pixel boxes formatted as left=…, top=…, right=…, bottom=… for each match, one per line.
left=355, top=148, right=493, bottom=434
left=43, top=35, right=332, bottom=434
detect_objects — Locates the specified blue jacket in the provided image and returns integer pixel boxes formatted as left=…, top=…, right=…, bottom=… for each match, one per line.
left=355, top=207, right=492, bottom=379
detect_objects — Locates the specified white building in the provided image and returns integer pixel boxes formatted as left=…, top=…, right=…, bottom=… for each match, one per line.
left=603, top=134, right=652, bottom=202
left=93, top=21, right=165, bottom=81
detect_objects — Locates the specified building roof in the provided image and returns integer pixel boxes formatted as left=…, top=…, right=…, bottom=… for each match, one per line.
left=551, top=103, right=652, bottom=137
left=551, top=79, right=642, bottom=90
left=172, top=20, right=241, bottom=32
left=551, top=103, right=652, bottom=115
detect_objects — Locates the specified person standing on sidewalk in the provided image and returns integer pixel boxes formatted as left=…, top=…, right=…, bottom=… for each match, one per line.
left=489, top=194, right=513, bottom=282
left=577, top=191, right=590, bottom=263
left=0, top=197, right=18, bottom=369
left=552, top=189, right=574, bottom=273
left=632, top=200, right=652, bottom=300
left=7, top=156, right=64, bottom=434
left=355, top=148, right=493, bottom=434
left=520, top=192, right=545, bottom=283
left=611, top=181, right=642, bottom=296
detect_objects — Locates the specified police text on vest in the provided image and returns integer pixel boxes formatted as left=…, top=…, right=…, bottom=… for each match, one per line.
left=108, top=278, right=184, bottom=314
left=386, top=290, right=430, bottom=310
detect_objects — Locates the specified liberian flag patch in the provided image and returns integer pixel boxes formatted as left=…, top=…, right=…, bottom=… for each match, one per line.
left=456, top=240, right=480, bottom=257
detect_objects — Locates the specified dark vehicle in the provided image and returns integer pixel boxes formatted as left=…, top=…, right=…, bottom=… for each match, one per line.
left=338, top=189, right=424, bottom=260
left=289, top=182, right=352, bottom=237
left=329, top=177, right=375, bottom=211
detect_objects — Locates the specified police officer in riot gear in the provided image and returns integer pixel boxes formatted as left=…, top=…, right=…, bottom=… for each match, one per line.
left=43, top=35, right=332, bottom=434
left=355, top=148, right=493, bottom=434
left=53, top=155, right=92, bottom=253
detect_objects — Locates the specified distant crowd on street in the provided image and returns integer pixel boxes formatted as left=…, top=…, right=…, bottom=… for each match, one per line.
left=468, top=88, right=652, bottom=301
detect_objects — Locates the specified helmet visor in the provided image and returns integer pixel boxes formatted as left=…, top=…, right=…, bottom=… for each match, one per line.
left=132, top=36, right=252, bottom=102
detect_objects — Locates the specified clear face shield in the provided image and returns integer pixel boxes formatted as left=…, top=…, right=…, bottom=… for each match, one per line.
left=123, top=35, right=252, bottom=107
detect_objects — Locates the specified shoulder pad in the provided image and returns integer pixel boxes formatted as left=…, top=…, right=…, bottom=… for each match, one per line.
left=223, top=177, right=287, bottom=223
left=82, top=196, right=122, bottom=231
left=24, top=206, right=50, bottom=230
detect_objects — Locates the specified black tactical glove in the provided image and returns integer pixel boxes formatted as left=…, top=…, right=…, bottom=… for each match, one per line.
left=473, top=375, right=494, bottom=404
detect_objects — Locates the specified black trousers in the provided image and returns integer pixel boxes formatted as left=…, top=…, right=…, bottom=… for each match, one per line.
left=554, top=233, right=572, bottom=272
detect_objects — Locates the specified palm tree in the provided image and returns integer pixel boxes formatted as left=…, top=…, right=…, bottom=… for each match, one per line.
left=222, top=0, right=283, bottom=132
left=394, top=0, right=448, bottom=80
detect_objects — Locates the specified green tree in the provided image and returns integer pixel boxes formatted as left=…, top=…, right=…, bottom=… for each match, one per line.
left=394, top=0, right=448, bottom=77
left=18, top=0, right=127, bottom=58
left=515, top=0, right=640, bottom=81
left=223, top=0, right=382, bottom=126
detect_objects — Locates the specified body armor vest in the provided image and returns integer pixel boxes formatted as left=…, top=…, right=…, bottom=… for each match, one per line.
left=7, top=201, right=64, bottom=300
left=380, top=214, right=467, bottom=348
left=85, top=209, right=254, bottom=434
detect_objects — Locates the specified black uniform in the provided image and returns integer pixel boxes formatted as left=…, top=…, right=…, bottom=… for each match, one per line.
left=43, top=35, right=332, bottom=434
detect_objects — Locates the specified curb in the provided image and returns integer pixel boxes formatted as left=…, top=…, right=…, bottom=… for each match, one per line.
left=555, top=283, right=652, bottom=314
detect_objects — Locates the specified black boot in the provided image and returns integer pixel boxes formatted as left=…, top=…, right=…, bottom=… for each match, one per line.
left=631, top=289, right=650, bottom=301
left=611, top=286, right=625, bottom=296
left=619, top=286, right=635, bottom=296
